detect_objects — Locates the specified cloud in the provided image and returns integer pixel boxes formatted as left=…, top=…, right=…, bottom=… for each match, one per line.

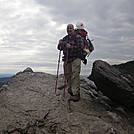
left=0, top=0, right=134, bottom=75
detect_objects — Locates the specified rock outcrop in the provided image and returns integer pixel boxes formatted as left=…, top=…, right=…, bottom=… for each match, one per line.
left=88, top=60, right=134, bottom=108
left=0, top=68, right=134, bottom=134
left=23, top=67, right=33, bottom=73
left=113, top=60, right=134, bottom=78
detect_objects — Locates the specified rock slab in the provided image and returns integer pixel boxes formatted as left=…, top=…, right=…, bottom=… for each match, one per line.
left=89, top=60, right=134, bottom=108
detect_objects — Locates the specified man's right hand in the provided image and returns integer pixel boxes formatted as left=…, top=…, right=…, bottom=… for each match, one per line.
left=66, top=43, right=71, bottom=48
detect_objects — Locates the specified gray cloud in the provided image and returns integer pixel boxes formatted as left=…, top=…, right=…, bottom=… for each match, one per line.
left=0, top=0, right=134, bottom=75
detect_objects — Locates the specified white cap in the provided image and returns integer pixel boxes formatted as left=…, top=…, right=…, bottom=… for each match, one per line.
left=76, top=22, right=84, bottom=29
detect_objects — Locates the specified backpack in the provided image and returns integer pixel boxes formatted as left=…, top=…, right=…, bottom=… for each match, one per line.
left=86, top=38, right=94, bottom=53
left=75, top=29, right=94, bottom=55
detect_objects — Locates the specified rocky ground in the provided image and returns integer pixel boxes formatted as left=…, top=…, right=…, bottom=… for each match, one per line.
left=0, top=70, right=134, bottom=134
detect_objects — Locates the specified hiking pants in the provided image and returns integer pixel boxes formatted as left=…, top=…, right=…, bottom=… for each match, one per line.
left=64, top=58, right=81, bottom=95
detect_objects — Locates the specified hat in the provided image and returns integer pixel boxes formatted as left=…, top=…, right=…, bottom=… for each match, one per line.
left=76, top=22, right=84, bottom=29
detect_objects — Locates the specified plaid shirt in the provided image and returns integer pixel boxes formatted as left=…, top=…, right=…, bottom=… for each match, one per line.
left=58, top=33, right=84, bottom=62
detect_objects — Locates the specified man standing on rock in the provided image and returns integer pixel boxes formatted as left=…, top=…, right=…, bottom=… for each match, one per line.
left=57, top=24, right=84, bottom=102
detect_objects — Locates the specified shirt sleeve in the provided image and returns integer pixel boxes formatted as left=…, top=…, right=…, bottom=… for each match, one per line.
left=57, top=37, right=67, bottom=51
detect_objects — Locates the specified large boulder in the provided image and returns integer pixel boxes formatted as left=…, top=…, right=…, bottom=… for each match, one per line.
left=88, top=60, right=134, bottom=108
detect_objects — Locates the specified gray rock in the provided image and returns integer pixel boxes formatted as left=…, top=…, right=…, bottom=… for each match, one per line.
left=107, top=111, right=122, bottom=123
left=88, top=60, right=134, bottom=108
left=0, top=84, right=9, bottom=92
left=23, top=67, right=33, bottom=73
left=113, top=60, right=134, bottom=78
left=0, top=71, right=134, bottom=134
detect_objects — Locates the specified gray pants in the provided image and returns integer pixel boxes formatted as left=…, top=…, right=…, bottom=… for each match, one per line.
left=64, top=58, right=81, bottom=95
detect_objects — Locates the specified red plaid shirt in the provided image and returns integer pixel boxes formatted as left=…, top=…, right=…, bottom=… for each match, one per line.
left=58, top=33, right=84, bottom=62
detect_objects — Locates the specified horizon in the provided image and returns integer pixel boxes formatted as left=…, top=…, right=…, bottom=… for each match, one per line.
left=0, top=59, right=133, bottom=78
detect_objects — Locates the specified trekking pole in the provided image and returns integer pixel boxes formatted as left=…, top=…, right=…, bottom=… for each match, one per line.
left=63, top=48, right=68, bottom=97
left=55, top=47, right=62, bottom=94
left=65, top=48, right=68, bottom=65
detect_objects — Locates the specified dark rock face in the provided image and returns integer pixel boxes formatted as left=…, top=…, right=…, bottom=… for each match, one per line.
left=113, top=60, right=134, bottom=78
left=88, top=60, right=134, bottom=108
left=0, top=69, right=134, bottom=134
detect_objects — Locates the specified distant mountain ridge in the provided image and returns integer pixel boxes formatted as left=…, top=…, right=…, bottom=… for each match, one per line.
left=0, top=74, right=13, bottom=87
left=0, top=74, right=13, bottom=78
left=0, top=77, right=10, bottom=87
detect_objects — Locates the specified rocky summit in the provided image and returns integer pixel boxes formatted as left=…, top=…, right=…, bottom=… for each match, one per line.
left=0, top=67, right=134, bottom=134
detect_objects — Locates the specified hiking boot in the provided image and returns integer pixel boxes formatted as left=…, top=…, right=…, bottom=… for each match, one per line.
left=68, top=88, right=73, bottom=96
left=58, top=85, right=64, bottom=90
left=69, top=94, right=80, bottom=102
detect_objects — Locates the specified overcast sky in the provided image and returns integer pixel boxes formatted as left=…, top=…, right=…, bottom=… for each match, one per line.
left=0, top=0, right=134, bottom=75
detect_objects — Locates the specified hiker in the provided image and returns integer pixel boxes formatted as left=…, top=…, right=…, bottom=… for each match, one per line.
left=57, top=24, right=84, bottom=102
left=75, top=22, right=90, bottom=65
